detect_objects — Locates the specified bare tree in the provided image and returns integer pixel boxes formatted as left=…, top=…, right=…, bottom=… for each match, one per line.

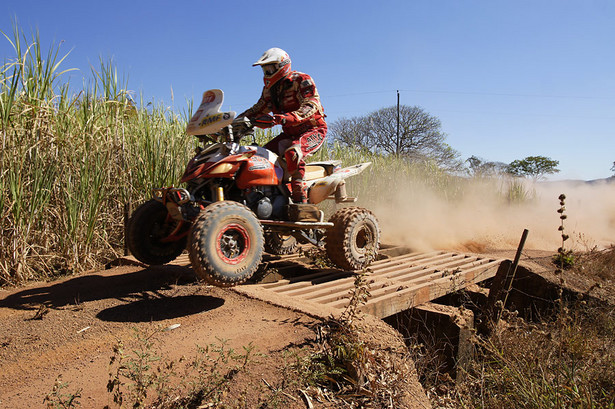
left=466, top=155, right=508, bottom=177
left=328, top=116, right=372, bottom=154
left=329, top=105, right=461, bottom=169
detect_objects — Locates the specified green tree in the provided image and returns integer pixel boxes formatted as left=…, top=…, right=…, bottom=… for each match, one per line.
left=611, top=161, right=615, bottom=175
left=507, top=156, right=560, bottom=180
left=329, top=105, right=461, bottom=170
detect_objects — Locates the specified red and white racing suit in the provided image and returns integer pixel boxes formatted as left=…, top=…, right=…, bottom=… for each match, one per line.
left=241, top=71, right=327, bottom=203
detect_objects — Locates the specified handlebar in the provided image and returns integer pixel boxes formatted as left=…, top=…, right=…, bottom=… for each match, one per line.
left=196, top=116, right=255, bottom=144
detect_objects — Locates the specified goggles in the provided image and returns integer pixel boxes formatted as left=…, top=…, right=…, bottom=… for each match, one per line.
left=262, top=64, right=277, bottom=76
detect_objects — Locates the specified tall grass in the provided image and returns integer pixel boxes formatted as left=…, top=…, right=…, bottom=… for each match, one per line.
left=0, top=24, right=193, bottom=284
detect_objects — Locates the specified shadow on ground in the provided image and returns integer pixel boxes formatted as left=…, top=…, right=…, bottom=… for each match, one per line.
left=0, top=264, right=197, bottom=311
left=96, top=294, right=225, bottom=322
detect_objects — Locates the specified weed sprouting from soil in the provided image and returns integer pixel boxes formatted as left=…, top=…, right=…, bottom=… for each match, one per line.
left=301, top=247, right=337, bottom=269
left=339, top=269, right=372, bottom=326
left=293, top=262, right=372, bottom=393
left=107, top=328, right=162, bottom=407
left=553, top=193, right=575, bottom=270
left=43, top=376, right=82, bottom=409
left=106, top=327, right=260, bottom=408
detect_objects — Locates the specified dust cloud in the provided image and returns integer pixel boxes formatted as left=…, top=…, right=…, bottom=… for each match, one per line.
left=372, top=178, right=615, bottom=253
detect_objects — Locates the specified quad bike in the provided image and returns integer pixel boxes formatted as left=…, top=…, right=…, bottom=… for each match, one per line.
left=127, top=89, right=380, bottom=287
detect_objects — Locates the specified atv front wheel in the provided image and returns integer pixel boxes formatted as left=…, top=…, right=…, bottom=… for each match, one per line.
left=325, top=207, right=380, bottom=271
left=265, top=231, right=299, bottom=255
left=127, top=199, right=188, bottom=265
left=189, top=201, right=264, bottom=287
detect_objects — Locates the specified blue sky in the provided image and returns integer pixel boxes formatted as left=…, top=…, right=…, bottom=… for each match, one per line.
left=2, top=0, right=614, bottom=181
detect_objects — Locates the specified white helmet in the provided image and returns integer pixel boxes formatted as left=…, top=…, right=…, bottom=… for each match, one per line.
left=253, top=47, right=291, bottom=88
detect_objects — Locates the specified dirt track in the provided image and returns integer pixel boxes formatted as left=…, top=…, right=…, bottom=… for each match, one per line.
left=0, top=262, right=326, bottom=408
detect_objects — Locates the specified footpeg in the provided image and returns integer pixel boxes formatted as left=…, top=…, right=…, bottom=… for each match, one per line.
left=288, top=204, right=320, bottom=222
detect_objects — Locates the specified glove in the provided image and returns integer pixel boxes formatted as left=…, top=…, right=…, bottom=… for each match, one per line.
left=251, top=114, right=275, bottom=128
left=273, top=113, right=296, bottom=126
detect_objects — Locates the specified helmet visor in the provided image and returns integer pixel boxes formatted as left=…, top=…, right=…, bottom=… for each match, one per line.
left=261, top=63, right=277, bottom=76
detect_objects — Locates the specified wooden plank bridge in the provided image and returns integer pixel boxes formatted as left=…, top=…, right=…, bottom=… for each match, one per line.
left=236, top=249, right=505, bottom=318
left=152, top=247, right=506, bottom=319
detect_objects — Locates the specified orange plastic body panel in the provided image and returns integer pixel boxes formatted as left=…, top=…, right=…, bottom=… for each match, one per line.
left=181, top=152, right=250, bottom=183
left=236, top=155, right=282, bottom=189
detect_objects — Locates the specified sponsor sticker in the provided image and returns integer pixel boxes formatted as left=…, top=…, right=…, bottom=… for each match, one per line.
left=304, top=133, right=324, bottom=152
left=199, top=113, right=222, bottom=126
left=248, top=155, right=271, bottom=171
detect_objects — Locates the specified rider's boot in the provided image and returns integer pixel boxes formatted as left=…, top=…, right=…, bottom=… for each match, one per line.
left=288, top=178, right=320, bottom=222
left=291, top=178, right=308, bottom=204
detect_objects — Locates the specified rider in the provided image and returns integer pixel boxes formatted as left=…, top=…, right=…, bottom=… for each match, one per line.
left=239, top=47, right=327, bottom=204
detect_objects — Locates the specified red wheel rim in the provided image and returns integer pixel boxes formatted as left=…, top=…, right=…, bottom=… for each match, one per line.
left=215, top=223, right=251, bottom=265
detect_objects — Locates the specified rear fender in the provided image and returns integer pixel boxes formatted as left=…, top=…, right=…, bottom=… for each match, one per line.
left=307, top=162, right=371, bottom=204
left=331, top=162, right=372, bottom=179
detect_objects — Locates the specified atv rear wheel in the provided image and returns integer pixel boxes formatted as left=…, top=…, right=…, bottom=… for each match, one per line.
left=127, top=199, right=187, bottom=265
left=325, top=207, right=380, bottom=271
left=189, top=201, right=264, bottom=287
left=265, top=231, right=299, bottom=255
